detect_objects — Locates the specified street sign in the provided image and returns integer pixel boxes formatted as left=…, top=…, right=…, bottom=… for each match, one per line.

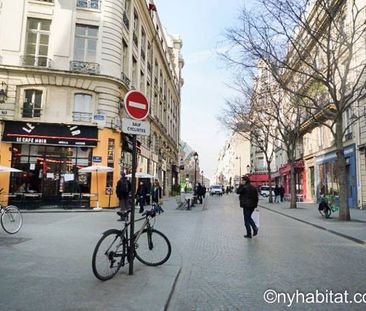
left=124, top=90, right=149, bottom=120
left=122, top=118, right=150, bottom=136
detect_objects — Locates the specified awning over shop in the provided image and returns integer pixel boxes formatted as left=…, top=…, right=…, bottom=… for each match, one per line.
left=248, top=173, right=272, bottom=186
left=279, top=160, right=305, bottom=175
left=2, top=121, right=98, bottom=147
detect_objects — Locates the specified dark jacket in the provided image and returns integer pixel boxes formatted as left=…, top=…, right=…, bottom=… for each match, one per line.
left=152, top=186, right=162, bottom=203
left=236, top=183, right=258, bottom=209
left=116, top=177, right=131, bottom=199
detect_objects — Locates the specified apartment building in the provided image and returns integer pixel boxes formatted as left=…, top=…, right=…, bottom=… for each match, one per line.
left=0, top=0, right=183, bottom=208
left=214, top=132, right=250, bottom=187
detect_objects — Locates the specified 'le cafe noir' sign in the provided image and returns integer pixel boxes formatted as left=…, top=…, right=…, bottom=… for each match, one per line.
left=2, top=121, right=98, bottom=147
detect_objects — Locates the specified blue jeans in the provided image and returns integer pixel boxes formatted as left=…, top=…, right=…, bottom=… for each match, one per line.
left=243, top=208, right=257, bottom=236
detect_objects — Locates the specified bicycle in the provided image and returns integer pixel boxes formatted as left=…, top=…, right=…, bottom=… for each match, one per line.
left=318, top=195, right=339, bottom=219
left=92, top=203, right=171, bottom=281
left=0, top=203, right=23, bottom=234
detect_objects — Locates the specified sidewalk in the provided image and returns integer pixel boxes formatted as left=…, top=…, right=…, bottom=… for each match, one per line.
left=258, top=198, right=366, bottom=245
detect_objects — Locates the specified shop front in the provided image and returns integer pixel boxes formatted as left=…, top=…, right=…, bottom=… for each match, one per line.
left=279, top=159, right=306, bottom=200
left=247, top=173, right=272, bottom=189
left=315, top=144, right=357, bottom=208
left=1, top=121, right=98, bottom=208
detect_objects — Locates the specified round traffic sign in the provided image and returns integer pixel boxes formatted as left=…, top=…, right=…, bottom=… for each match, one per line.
left=124, top=90, right=149, bottom=120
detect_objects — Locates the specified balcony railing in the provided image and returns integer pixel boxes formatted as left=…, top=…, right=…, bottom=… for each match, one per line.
left=77, top=0, right=100, bottom=10
left=22, top=107, right=42, bottom=118
left=21, top=55, right=52, bottom=68
left=70, top=61, right=100, bottom=74
left=121, top=72, right=130, bottom=88
left=73, top=112, right=93, bottom=122
left=35, top=0, right=54, bottom=3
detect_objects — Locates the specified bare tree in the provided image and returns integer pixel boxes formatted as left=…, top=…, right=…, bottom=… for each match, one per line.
left=219, top=80, right=277, bottom=203
left=223, top=0, right=366, bottom=220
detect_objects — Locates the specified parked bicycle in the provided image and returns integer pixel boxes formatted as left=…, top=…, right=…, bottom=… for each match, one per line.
left=92, top=203, right=171, bottom=281
left=0, top=189, right=23, bottom=235
left=318, top=195, right=339, bottom=218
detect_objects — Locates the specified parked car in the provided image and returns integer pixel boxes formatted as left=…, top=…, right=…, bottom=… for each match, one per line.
left=260, top=185, right=274, bottom=197
left=210, top=185, right=223, bottom=196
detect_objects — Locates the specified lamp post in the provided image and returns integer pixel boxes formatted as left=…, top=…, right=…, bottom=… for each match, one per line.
left=201, top=170, right=204, bottom=184
left=193, top=152, right=198, bottom=194
left=246, top=164, right=250, bottom=174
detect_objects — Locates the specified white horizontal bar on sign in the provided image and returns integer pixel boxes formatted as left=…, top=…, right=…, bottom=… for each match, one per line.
left=129, top=101, right=146, bottom=110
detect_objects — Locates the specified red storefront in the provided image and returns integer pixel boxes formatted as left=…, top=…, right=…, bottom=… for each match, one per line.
left=247, top=173, right=273, bottom=188
left=278, top=160, right=306, bottom=200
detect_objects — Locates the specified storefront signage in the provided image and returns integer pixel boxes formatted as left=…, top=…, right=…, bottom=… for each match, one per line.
left=122, top=118, right=150, bottom=136
left=92, top=156, right=102, bottom=163
left=2, top=121, right=98, bottom=147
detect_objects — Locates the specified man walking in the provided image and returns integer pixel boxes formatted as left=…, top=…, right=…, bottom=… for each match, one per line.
left=116, top=172, right=131, bottom=220
left=236, top=175, right=259, bottom=238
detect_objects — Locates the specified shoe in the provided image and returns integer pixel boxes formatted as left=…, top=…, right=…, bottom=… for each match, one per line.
left=244, top=234, right=252, bottom=238
left=253, top=228, right=258, bottom=236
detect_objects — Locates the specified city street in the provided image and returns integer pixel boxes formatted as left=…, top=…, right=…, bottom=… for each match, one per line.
left=1, top=195, right=366, bottom=311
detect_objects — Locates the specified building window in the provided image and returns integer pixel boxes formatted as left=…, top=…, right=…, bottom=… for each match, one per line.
left=122, top=0, right=131, bottom=29
left=133, top=11, right=139, bottom=47
left=73, top=93, right=93, bottom=121
left=74, top=25, right=98, bottom=62
left=77, top=0, right=100, bottom=10
left=22, top=90, right=42, bottom=118
left=23, top=18, right=51, bottom=67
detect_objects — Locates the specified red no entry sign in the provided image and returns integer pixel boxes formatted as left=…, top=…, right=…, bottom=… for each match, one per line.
left=124, top=90, right=149, bottom=120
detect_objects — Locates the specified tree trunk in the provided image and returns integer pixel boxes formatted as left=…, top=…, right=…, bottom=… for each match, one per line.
left=335, top=122, right=350, bottom=220
left=289, top=160, right=297, bottom=209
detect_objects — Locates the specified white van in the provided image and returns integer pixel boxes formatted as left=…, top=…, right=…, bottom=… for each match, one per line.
left=260, top=185, right=274, bottom=197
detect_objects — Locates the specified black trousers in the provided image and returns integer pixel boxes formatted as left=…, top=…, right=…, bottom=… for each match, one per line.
left=243, top=208, right=257, bottom=235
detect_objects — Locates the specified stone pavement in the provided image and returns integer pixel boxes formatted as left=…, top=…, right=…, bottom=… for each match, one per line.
left=0, top=197, right=182, bottom=311
left=258, top=197, right=366, bottom=244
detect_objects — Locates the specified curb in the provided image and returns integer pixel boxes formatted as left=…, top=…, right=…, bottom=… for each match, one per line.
left=164, top=267, right=182, bottom=311
left=260, top=204, right=366, bottom=245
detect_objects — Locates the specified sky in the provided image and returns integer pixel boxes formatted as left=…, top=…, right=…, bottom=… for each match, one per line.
left=154, top=0, right=246, bottom=180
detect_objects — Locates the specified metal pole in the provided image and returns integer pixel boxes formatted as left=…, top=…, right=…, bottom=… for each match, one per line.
left=194, top=160, right=197, bottom=193
left=129, top=134, right=137, bottom=275
left=239, top=156, right=241, bottom=177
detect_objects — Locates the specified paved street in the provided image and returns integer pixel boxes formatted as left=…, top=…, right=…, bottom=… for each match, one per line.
left=1, top=195, right=366, bottom=311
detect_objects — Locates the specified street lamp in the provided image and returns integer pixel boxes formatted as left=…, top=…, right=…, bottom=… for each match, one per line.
left=246, top=164, right=250, bottom=173
left=201, top=170, right=204, bottom=184
left=193, top=152, right=198, bottom=193
left=236, top=156, right=242, bottom=177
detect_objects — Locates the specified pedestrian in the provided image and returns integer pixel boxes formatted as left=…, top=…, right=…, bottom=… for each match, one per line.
left=236, top=175, right=259, bottom=238
left=196, top=183, right=204, bottom=204
left=274, top=184, right=281, bottom=203
left=116, top=172, right=131, bottom=220
left=136, top=181, right=146, bottom=213
left=152, top=179, right=164, bottom=214
left=202, top=184, right=206, bottom=198
left=280, top=185, right=285, bottom=202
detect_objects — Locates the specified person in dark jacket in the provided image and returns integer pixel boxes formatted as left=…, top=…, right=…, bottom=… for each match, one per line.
left=280, top=185, right=285, bottom=202
left=274, top=184, right=281, bottom=203
left=136, top=181, right=146, bottom=213
left=116, top=173, right=131, bottom=220
left=152, top=179, right=164, bottom=214
left=236, top=175, right=259, bottom=238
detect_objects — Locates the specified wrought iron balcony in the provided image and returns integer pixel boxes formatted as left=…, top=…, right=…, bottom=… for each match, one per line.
left=73, top=112, right=93, bottom=122
left=77, top=0, right=100, bottom=10
left=22, top=106, right=42, bottom=118
left=21, top=55, right=52, bottom=68
left=121, top=72, right=130, bottom=88
left=70, top=61, right=100, bottom=74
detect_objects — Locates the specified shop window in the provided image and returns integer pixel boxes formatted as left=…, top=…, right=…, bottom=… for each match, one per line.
left=73, top=93, right=93, bottom=121
left=22, top=90, right=42, bottom=118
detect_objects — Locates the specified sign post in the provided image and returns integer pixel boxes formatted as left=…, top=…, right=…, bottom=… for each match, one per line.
left=123, top=90, right=150, bottom=276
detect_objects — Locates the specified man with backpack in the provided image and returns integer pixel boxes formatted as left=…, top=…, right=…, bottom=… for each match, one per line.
left=116, top=172, right=131, bottom=220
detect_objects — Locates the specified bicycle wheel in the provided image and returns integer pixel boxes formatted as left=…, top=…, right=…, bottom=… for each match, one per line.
left=135, top=229, right=171, bottom=266
left=92, top=229, right=126, bottom=281
left=1, top=205, right=23, bottom=234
